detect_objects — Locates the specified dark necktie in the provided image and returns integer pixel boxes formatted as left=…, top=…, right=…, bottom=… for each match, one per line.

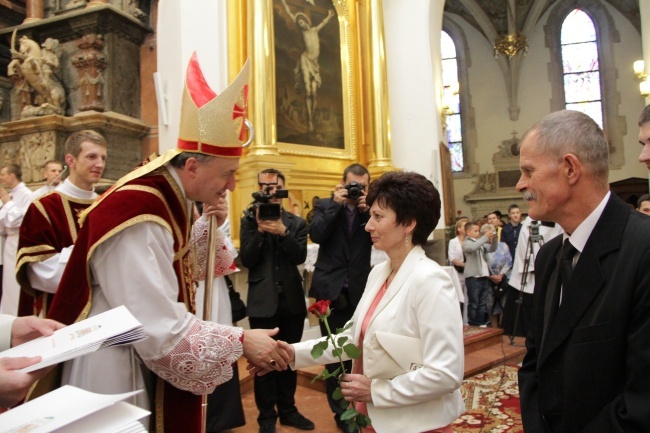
left=558, top=238, right=578, bottom=305
left=542, top=238, right=579, bottom=346
left=346, top=205, right=355, bottom=236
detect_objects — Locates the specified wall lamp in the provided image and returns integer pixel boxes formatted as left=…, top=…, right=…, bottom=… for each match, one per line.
left=634, top=60, right=650, bottom=96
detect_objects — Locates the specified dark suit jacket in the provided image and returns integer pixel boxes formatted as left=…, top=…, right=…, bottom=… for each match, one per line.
left=308, top=197, right=372, bottom=307
left=239, top=209, right=308, bottom=318
left=518, top=193, right=650, bottom=433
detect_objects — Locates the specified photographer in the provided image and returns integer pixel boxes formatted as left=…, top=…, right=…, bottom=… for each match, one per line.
left=501, top=217, right=562, bottom=337
left=308, top=163, right=372, bottom=432
left=239, top=169, right=312, bottom=433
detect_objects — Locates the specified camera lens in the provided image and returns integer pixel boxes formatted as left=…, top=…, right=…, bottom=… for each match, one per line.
left=347, top=187, right=361, bottom=200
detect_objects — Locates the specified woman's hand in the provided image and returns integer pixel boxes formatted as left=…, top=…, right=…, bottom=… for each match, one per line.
left=340, top=373, right=372, bottom=402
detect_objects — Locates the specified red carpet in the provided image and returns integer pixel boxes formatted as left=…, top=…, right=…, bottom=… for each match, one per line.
left=452, top=364, right=522, bottom=433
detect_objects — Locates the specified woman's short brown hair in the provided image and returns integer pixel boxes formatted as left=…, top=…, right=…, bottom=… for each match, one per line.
left=366, top=171, right=441, bottom=246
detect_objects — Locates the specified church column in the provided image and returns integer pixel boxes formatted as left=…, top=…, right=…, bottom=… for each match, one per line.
left=245, top=0, right=279, bottom=157
left=23, top=0, right=44, bottom=23
left=360, top=0, right=391, bottom=168
left=381, top=0, right=447, bottom=225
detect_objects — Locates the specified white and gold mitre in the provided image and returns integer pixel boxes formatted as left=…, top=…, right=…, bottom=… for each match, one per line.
left=178, top=52, right=252, bottom=157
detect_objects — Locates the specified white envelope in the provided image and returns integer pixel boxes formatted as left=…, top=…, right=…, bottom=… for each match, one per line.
left=364, top=331, right=423, bottom=379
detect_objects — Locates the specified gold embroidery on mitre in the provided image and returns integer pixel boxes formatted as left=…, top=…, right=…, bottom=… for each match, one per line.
left=178, top=58, right=251, bottom=150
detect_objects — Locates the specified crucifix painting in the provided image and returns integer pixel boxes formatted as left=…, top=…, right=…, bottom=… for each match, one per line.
left=274, top=0, right=344, bottom=149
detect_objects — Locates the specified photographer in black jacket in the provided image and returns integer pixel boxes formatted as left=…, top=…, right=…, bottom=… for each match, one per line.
left=239, top=168, right=313, bottom=433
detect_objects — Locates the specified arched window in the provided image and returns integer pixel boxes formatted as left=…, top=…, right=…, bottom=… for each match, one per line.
left=546, top=0, right=624, bottom=167
left=561, top=9, right=603, bottom=127
left=441, top=31, right=463, bottom=172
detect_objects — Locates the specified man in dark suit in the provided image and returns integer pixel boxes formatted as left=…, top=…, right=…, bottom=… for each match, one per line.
left=240, top=169, right=313, bottom=433
left=517, top=110, right=650, bottom=433
left=309, top=163, right=372, bottom=432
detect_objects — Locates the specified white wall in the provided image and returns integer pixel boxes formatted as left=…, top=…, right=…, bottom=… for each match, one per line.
left=382, top=0, right=447, bottom=228
left=156, top=0, right=229, bottom=152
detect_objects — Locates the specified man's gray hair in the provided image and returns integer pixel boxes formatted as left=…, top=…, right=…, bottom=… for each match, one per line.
left=520, top=110, right=609, bottom=183
left=169, top=151, right=216, bottom=168
left=638, top=105, right=650, bottom=127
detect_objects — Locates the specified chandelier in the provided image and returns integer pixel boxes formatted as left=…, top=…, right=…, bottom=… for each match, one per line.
left=494, top=32, right=528, bottom=59
left=493, top=0, right=528, bottom=60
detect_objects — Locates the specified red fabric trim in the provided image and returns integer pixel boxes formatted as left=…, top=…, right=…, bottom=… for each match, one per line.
left=185, top=52, right=217, bottom=108
left=177, top=138, right=243, bottom=157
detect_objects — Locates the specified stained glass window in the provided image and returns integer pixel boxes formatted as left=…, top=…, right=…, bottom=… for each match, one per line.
left=561, top=9, right=602, bottom=127
left=441, top=31, right=463, bottom=172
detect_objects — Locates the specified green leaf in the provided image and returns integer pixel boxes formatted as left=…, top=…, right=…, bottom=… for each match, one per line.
left=311, top=367, right=329, bottom=383
left=340, top=407, right=358, bottom=421
left=332, top=347, right=343, bottom=357
left=311, top=341, right=328, bottom=359
left=337, top=336, right=349, bottom=346
left=339, top=397, right=349, bottom=408
left=343, top=343, right=362, bottom=359
left=356, top=413, right=371, bottom=428
left=333, top=387, right=344, bottom=400
left=336, top=322, right=353, bottom=334
left=329, top=367, right=341, bottom=378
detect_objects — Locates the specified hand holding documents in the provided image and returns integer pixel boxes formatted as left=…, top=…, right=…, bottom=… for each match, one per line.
left=0, top=306, right=147, bottom=373
left=0, top=385, right=149, bottom=433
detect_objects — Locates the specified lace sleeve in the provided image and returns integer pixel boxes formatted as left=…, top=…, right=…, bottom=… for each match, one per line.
left=191, top=216, right=237, bottom=280
left=143, top=315, right=244, bottom=395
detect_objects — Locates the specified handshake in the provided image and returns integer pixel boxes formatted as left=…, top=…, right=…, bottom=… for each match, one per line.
left=241, top=328, right=294, bottom=375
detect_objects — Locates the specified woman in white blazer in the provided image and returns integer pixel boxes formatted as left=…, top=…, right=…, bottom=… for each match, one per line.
left=282, top=172, right=465, bottom=433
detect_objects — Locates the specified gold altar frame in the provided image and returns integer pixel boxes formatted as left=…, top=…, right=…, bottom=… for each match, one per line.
left=230, top=0, right=360, bottom=160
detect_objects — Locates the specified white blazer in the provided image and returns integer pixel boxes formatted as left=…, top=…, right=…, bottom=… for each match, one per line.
left=293, top=246, right=465, bottom=433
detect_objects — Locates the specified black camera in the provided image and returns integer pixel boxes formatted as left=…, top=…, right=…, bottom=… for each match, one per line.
left=529, top=220, right=543, bottom=243
left=344, top=181, right=364, bottom=200
left=245, top=172, right=289, bottom=221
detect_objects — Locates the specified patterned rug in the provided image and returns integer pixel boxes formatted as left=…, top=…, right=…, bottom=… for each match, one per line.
left=452, top=365, right=522, bottom=433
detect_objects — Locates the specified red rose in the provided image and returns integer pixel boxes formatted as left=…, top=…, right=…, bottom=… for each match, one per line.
left=308, top=300, right=331, bottom=318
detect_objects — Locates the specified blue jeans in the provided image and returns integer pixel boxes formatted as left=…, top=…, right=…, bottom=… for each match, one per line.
left=466, top=276, right=490, bottom=326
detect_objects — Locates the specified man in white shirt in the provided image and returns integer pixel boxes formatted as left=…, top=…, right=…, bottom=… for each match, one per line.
left=16, top=130, right=107, bottom=316
left=31, top=160, right=64, bottom=200
left=0, top=164, right=33, bottom=315
left=501, top=217, right=562, bottom=337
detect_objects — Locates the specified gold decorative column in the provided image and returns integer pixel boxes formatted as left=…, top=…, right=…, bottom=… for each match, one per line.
left=360, top=0, right=392, bottom=172
left=245, top=0, right=280, bottom=157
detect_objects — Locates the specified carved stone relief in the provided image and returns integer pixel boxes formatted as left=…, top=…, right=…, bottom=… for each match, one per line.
left=72, top=34, right=108, bottom=112
left=18, top=131, right=56, bottom=183
left=7, top=34, right=66, bottom=118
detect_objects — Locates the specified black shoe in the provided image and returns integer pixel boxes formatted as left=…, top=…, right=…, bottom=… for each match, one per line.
left=259, top=422, right=276, bottom=433
left=335, top=416, right=358, bottom=433
left=279, top=411, right=315, bottom=430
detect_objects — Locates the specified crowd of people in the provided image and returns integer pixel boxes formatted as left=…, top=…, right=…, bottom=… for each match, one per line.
left=0, top=50, right=649, bottom=433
